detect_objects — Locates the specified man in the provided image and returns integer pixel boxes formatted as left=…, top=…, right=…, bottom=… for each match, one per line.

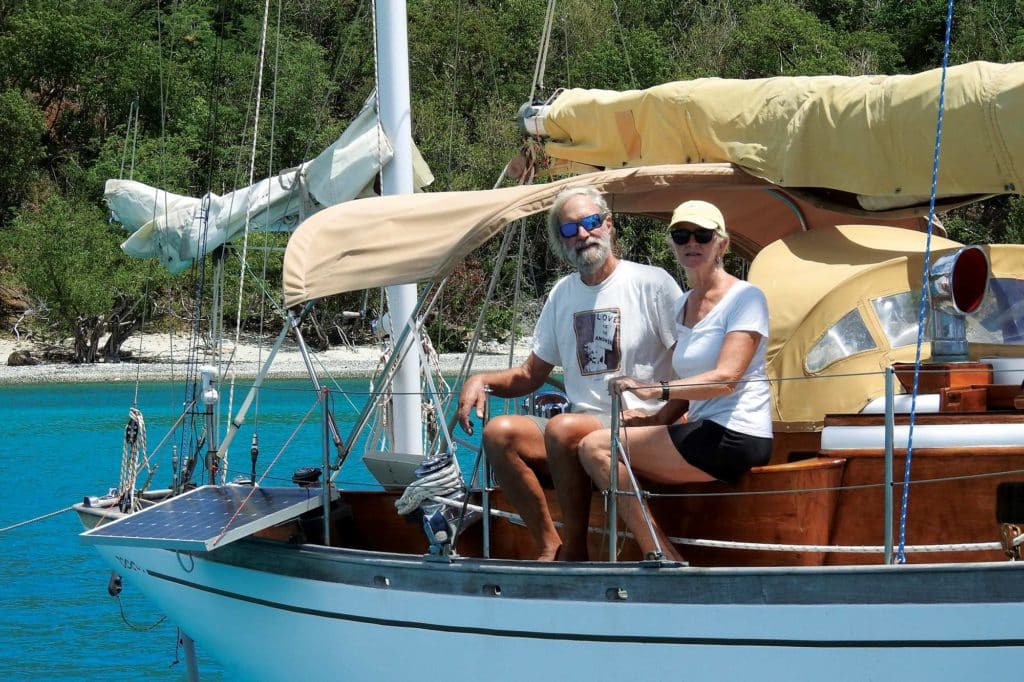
left=456, top=186, right=684, bottom=560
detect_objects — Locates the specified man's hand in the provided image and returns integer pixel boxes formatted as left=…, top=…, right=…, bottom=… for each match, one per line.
left=607, top=375, right=659, bottom=402
left=456, top=375, right=488, bottom=435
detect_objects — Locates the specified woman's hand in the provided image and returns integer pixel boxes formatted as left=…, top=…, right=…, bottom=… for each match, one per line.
left=621, top=409, right=657, bottom=426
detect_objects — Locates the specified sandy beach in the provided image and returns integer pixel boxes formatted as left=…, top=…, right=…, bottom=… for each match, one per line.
left=0, top=332, right=531, bottom=385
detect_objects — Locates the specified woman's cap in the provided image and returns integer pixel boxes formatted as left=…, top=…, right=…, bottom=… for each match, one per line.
left=669, top=200, right=727, bottom=237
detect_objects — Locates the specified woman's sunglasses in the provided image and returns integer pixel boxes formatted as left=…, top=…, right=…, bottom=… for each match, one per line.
left=559, top=213, right=605, bottom=238
left=670, top=227, right=716, bottom=245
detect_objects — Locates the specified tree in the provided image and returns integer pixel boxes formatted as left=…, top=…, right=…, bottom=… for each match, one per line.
left=1, top=194, right=166, bottom=362
left=724, top=1, right=848, bottom=78
left=0, top=88, right=45, bottom=215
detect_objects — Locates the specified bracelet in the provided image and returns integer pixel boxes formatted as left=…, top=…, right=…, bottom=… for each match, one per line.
left=660, top=381, right=670, bottom=401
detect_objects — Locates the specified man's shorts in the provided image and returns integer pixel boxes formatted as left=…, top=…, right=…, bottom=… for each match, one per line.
left=522, top=412, right=613, bottom=434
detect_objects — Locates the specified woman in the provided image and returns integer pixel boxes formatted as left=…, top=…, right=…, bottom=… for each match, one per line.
left=571, top=199, right=773, bottom=562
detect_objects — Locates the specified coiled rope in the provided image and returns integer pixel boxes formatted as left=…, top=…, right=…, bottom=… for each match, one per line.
left=118, top=407, right=147, bottom=513
left=395, top=456, right=465, bottom=515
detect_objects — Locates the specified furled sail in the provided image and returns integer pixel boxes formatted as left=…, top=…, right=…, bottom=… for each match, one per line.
left=524, top=61, right=1023, bottom=208
left=107, top=92, right=434, bottom=273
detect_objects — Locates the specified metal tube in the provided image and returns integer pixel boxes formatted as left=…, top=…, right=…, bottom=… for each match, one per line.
left=215, top=319, right=294, bottom=459
left=289, top=310, right=344, bottom=453
left=616, top=439, right=663, bottom=559
left=180, top=631, right=200, bottom=682
left=884, top=366, right=895, bottom=564
left=482, top=385, right=492, bottom=558
left=608, top=394, right=621, bottom=562
left=205, top=402, right=217, bottom=484
left=200, top=366, right=220, bottom=485
left=322, top=387, right=332, bottom=546
left=337, top=285, right=432, bottom=470
left=377, top=0, right=422, bottom=458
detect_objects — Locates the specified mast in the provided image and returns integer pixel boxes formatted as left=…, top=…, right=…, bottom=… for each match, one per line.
left=377, top=0, right=423, bottom=457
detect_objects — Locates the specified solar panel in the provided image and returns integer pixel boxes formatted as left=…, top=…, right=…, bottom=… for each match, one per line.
left=80, top=485, right=332, bottom=552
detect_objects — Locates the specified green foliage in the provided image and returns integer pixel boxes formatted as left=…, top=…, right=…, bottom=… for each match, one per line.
left=725, top=1, right=848, bottom=77
left=950, top=0, right=1024, bottom=62
left=0, top=88, right=45, bottom=214
left=1, top=193, right=167, bottom=361
left=944, top=196, right=1024, bottom=246
left=0, top=0, right=1021, bottom=358
left=615, top=215, right=680, bottom=275
left=874, top=0, right=951, bottom=71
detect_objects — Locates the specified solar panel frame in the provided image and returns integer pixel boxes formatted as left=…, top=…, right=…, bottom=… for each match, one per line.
left=80, top=484, right=331, bottom=552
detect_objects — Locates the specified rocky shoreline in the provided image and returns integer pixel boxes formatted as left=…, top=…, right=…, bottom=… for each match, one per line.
left=0, top=334, right=531, bottom=385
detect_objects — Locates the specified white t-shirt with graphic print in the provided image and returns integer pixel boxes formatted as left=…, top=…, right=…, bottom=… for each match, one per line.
left=532, top=260, right=682, bottom=415
left=671, top=281, right=772, bottom=438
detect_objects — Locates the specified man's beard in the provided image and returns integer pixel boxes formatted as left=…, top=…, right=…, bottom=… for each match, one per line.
left=565, top=233, right=612, bottom=276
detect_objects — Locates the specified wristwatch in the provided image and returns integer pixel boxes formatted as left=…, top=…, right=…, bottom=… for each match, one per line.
left=660, top=381, right=670, bottom=401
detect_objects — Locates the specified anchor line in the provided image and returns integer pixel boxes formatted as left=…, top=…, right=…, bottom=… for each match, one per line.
left=0, top=506, right=74, bottom=533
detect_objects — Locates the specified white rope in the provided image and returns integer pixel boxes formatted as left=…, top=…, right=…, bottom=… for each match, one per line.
left=394, top=457, right=464, bottom=515
left=227, top=0, right=275, bottom=477
left=424, top=497, right=1020, bottom=555
left=431, top=496, right=524, bottom=525
left=118, top=407, right=147, bottom=512
left=667, top=536, right=1014, bottom=554
left=529, top=0, right=558, bottom=102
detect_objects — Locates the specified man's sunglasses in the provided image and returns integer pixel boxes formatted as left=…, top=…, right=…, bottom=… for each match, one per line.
left=670, top=227, right=716, bottom=245
left=559, top=213, right=605, bottom=238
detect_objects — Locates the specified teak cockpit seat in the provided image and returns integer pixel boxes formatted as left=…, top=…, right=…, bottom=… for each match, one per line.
left=642, top=457, right=846, bottom=567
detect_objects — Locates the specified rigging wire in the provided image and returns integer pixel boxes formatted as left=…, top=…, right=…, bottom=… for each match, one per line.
left=896, top=0, right=956, bottom=564
left=178, top=0, right=232, bottom=483
left=226, top=0, right=277, bottom=466
left=444, top=0, right=464, bottom=171
left=118, top=96, right=139, bottom=179
left=530, top=0, right=558, bottom=103
left=609, top=0, right=636, bottom=89
left=253, top=0, right=286, bottom=439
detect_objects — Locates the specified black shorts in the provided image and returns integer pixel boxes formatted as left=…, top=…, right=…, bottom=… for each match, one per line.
left=667, top=419, right=772, bottom=485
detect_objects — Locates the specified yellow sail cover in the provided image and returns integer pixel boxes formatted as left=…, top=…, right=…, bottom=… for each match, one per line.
left=541, top=61, right=1023, bottom=204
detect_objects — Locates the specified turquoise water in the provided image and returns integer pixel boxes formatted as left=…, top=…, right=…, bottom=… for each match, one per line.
left=0, top=378, right=496, bottom=681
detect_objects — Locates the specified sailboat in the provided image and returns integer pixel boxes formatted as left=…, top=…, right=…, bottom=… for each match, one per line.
left=73, top=0, right=1024, bottom=676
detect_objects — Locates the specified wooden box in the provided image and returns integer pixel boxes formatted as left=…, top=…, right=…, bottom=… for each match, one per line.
left=939, top=386, right=988, bottom=412
left=893, top=361, right=992, bottom=394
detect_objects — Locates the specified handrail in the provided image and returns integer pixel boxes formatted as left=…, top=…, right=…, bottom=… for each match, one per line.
left=884, top=366, right=895, bottom=563
left=608, top=394, right=621, bottom=561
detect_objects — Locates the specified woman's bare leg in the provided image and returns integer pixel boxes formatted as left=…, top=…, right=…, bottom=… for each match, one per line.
left=578, top=426, right=713, bottom=561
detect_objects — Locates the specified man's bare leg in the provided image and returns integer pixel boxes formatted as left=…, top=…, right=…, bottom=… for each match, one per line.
left=483, top=415, right=561, bottom=560
left=545, top=413, right=604, bottom=561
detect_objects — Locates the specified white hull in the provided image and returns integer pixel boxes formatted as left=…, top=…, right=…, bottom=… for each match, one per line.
left=93, top=539, right=1024, bottom=681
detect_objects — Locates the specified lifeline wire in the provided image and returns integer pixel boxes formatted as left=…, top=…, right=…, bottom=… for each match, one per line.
left=896, top=0, right=956, bottom=564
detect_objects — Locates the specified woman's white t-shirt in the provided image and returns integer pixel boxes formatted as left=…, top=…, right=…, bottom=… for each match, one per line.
left=671, top=281, right=772, bottom=437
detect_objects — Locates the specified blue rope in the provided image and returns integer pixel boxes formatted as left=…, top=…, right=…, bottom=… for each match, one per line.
left=896, top=0, right=956, bottom=564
